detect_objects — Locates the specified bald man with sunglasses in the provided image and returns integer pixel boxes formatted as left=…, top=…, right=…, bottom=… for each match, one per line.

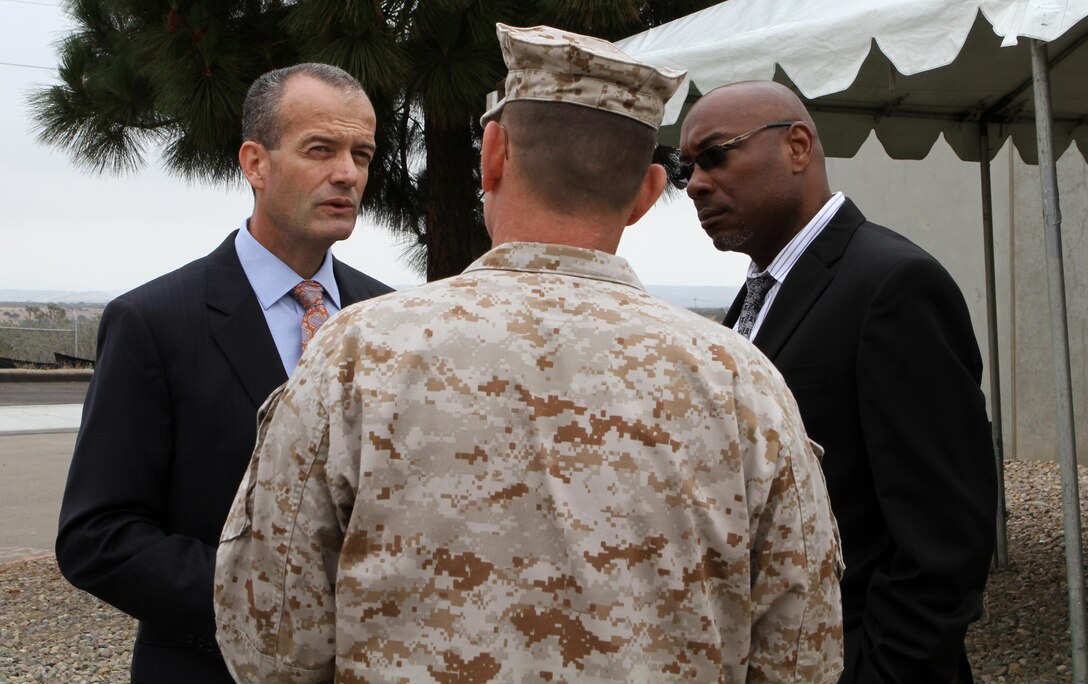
left=677, top=81, right=996, bottom=684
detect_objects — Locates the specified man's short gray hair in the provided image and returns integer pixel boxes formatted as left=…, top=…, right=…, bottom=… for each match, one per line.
left=242, top=63, right=366, bottom=149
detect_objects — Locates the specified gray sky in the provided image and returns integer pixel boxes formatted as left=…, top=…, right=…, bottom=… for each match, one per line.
left=0, top=1, right=748, bottom=294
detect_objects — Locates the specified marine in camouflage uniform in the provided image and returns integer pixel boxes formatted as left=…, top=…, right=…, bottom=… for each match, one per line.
left=215, top=24, right=844, bottom=684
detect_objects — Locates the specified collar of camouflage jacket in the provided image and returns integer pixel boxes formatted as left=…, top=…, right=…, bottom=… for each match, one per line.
left=464, top=241, right=645, bottom=290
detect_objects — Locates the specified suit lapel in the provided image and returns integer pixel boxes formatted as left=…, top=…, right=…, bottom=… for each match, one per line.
left=725, top=200, right=867, bottom=361
left=332, top=259, right=366, bottom=306
left=756, top=200, right=865, bottom=359
left=206, top=232, right=288, bottom=407
left=724, top=287, right=744, bottom=328
left=753, top=254, right=833, bottom=359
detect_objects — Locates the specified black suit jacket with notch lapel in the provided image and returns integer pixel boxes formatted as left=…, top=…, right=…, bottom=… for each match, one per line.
left=725, top=199, right=996, bottom=684
left=56, top=231, right=393, bottom=683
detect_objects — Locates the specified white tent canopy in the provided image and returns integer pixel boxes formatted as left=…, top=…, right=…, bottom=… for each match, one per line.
left=618, top=0, right=1088, bottom=678
left=618, top=0, right=1088, bottom=162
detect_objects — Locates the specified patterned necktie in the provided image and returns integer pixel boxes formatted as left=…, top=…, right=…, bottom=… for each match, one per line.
left=734, top=272, right=776, bottom=339
left=291, top=280, right=329, bottom=349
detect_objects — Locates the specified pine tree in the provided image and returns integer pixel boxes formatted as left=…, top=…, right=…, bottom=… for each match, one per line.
left=31, top=0, right=715, bottom=279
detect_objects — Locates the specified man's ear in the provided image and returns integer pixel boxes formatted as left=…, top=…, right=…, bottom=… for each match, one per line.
left=481, top=121, right=507, bottom=192
left=239, top=141, right=268, bottom=190
left=786, top=122, right=815, bottom=173
left=625, top=164, right=667, bottom=226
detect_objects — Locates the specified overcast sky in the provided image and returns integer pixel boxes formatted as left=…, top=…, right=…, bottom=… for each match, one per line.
left=0, top=1, right=749, bottom=295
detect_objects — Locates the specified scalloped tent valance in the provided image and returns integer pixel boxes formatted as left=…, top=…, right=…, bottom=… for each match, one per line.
left=616, top=0, right=1088, bottom=163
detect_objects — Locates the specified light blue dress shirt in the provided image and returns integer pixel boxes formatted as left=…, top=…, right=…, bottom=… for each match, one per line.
left=234, top=222, right=341, bottom=373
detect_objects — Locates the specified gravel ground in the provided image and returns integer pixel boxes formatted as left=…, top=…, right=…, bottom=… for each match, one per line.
left=966, top=459, right=1088, bottom=684
left=1, top=459, right=1085, bottom=683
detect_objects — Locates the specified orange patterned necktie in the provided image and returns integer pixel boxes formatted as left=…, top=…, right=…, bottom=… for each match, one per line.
left=291, top=280, right=329, bottom=349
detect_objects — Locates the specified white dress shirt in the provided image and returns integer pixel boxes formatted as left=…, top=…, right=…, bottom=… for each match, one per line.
left=746, top=192, right=845, bottom=341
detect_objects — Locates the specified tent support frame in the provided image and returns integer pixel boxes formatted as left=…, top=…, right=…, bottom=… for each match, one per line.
left=978, top=127, right=1009, bottom=569
left=1030, top=38, right=1087, bottom=684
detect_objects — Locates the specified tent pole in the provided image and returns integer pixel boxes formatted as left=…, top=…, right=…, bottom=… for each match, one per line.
left=1031, top=38, right=1087, bottom=683
left=978, top=126, right=1008, bottom=569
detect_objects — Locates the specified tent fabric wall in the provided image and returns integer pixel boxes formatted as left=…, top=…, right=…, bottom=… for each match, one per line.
left=1011, top=148, right=1088, bottom=463
left=823, top=133, right=1088, bottom=468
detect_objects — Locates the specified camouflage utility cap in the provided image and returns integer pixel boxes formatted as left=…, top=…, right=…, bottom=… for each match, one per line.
left=481, top=23, right=686, bottom=129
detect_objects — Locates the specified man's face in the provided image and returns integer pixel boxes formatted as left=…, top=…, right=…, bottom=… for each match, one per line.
left=677, top=92, right=801, bottom=267
left=252, top=75, right=377, bottom=256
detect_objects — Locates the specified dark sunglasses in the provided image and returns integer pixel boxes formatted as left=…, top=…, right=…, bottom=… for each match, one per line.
left=669, top=120, right=798, bottom=189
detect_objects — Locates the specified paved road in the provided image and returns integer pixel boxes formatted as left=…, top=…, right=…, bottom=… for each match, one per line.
left=0, top=432, right=73, bottom=563
left=0, top=380, right=86, bottom=563
left=0, top=380, right=90, bottom=406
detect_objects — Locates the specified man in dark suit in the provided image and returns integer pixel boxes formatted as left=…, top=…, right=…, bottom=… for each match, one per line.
left=56, top=63, right=393, bottom=683
left=675, top=80, right=996, bottom=683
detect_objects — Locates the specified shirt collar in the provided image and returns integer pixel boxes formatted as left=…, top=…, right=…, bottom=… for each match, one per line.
left=746, top=191, right=845, bottom=281
left=464, top=241, right=645, bottom=291
left=234, top=221, right=341, bottom=310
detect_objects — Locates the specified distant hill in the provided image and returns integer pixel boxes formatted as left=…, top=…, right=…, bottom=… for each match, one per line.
left=1, top=285, right=742, bottom=311
left=0, top=289, right=117, bottom=304
left=646, top=285, right=740, bottom=310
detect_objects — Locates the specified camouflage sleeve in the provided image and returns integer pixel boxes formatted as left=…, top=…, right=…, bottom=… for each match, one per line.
left=214, top=380, right=342, bottom=684
left=747, top=402, right=845, bottom=683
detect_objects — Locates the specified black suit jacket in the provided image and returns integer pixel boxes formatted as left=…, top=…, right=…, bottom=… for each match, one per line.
left=725, top=199, right=995, bottom=684
left=56, top=231, right=393, bottom=683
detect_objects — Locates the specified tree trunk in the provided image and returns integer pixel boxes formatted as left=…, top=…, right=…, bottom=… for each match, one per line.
left=422, top=111, right=491, bottom=281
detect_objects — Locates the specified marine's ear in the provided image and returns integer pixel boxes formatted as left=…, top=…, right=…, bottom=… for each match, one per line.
left=626, top=164, right=667, bottom=226
left=481, top=121, right=508, bottom=193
